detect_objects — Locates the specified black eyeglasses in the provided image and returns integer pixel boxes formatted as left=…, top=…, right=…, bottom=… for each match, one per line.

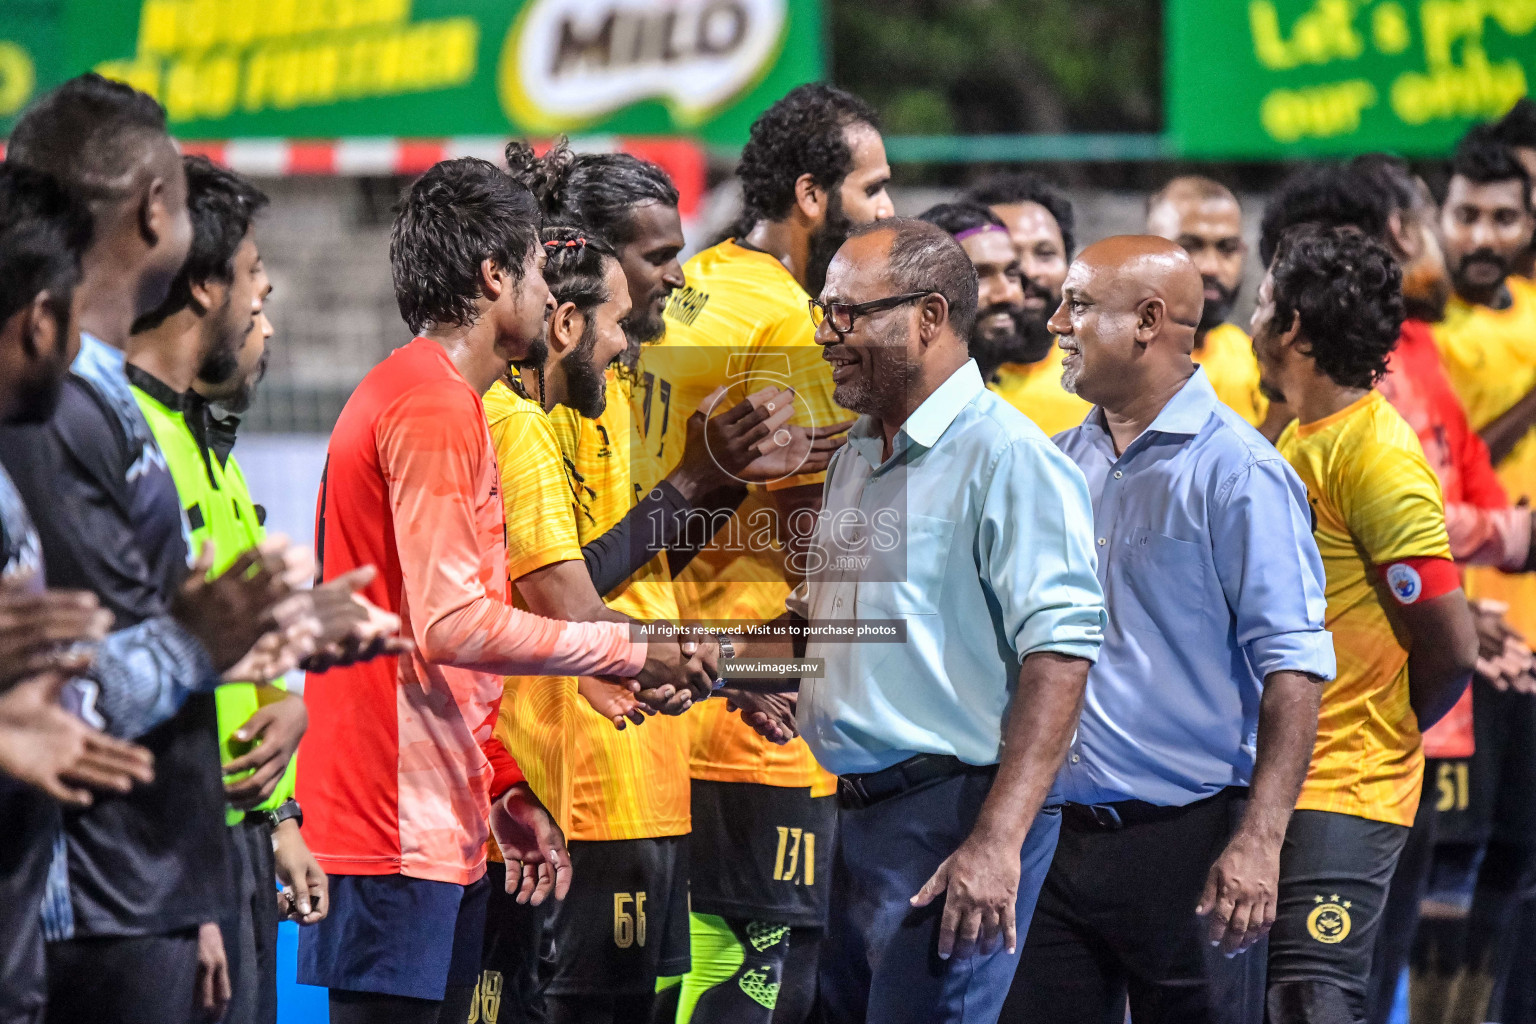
left=808, top=291, right=933, bottom=336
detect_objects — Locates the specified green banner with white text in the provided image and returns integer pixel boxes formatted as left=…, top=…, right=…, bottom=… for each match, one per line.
left=1168, top=0, right=1535, bottom=158
left=0, top=0, right=824, bottom=144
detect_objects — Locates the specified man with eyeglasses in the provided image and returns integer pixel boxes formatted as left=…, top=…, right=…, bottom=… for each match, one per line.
left=761, top=218, right=1106, bottom=1023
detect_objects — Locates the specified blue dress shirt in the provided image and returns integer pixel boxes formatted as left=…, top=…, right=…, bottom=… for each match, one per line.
left=1053, top=367, right=1335, bottom=807
left=795, top=360, right=1106, bottom=777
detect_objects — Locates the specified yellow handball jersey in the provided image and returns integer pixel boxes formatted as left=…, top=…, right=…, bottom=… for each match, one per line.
left=1432, top=276, right=1536, bottom=640
left=1277, top=390, right=1452, bottom=827
left=483, top=378, right=584, bottom=838
left=1193, top=323, right=1269, bottom=429
left=988, top=347, right=1092, bottom=437
left=635, top=239, right=840, bottom=793
left=548, top=371, right=691, bottom=842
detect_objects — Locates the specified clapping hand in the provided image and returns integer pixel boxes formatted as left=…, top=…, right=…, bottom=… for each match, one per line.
left=1473, top=600, right=1536, bottom=694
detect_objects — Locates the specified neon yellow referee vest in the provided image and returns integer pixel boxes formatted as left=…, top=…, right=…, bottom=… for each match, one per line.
left=132, top=373, right=296, bottom=825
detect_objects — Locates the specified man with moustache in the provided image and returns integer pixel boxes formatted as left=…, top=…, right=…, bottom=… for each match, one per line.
left=1145, top=177, right=1289, bottom=440
left=1003, top=237, right=1332, bottom=1024
left=0, top=74, right=322, bottom=1024
left=633, top=84, right=892, bottom=1024
left=961, top=173, right=1091, bottom=435
left=916, top=202, right=1029, bottom=382
left=0, top=161, right=157, bottom=1024
left=1257, top=155, right=1536, bottom=1024
left=1422, top=133, right=1536, bottom=1024
left=298, top=159, right=704, bottom=1024
left=1490, top=99, right=1536, bottom=279
left=796, top=217, right=1104, bottom=1023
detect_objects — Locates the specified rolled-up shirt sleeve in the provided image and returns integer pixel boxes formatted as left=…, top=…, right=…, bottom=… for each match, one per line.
left=979, top=438, right=1106, bottom=663
left=1211, top=457, right=1336, bottom=681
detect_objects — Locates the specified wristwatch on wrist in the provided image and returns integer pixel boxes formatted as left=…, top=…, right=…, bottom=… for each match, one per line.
left=712, top=636, right=736, bottom=694
left=258, top=798, right=303, bottom=832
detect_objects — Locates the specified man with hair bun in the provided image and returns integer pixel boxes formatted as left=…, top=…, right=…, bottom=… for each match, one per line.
left=632, top=84, right=890, bottom=1024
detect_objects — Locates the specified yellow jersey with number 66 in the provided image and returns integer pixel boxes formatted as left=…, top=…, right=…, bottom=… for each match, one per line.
left=636, top=238, right=840, bottom=793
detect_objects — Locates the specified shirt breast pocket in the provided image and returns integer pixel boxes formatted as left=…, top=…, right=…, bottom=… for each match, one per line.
left=1119, top=528, right=1207, bottom=641
left=855, top=514, right=956, bottom=617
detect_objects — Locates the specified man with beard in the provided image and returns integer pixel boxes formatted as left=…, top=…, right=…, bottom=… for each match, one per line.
left=1417, top=133, right=1536, bottom=1024
left=915, top=202, right=1028, bottom=382
left=129, top=158, right=393, bottom=1024
left=1254, top=223, right=1477, bottom=1024
left=297, top=160, right=710, bottom=1024
left=0, top=75, right=326, bottom=1024
left=1490, top=99, right=1536, bottom=280
left=796, top=217, right=1103, bottom=1023
left=960, top=173, right=1091, bottom=436
left=487, top=228, right=761, bottom=1024
left=1146, top=177, right=1290, bottom=441
left=633, top=84, right=891, bottom=1024
left=501, top=147, right=840, bottom=1024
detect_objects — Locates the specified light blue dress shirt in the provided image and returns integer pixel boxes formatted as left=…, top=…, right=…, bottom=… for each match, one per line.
left=795, top=360, right=1106, bottom=777
left=1053, top=367, right=1336, bottom=808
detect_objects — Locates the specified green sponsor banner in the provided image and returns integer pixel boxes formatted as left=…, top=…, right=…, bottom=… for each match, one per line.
left=1168, top=0, right=1535, bottom=157
left=1, top=0, right=823, bottom=143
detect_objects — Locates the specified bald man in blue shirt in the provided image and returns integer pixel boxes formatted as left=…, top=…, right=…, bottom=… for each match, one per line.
left=1003, top=237, right=1334, bottom=1024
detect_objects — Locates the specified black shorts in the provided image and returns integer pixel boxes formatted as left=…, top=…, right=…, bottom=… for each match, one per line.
left=1268, top=809, right=1410, bottom=1009
left=542, top=836, right=692, bottom=996
left=45, top=930, right=201, bottom=1024
left=0, top=782, right=57, bottom=1024
left=1433, top=676, right=1536, bottom=847
left=689, top=780, right=837, bottom=927
left=477, top=861, right=547, bottom=1024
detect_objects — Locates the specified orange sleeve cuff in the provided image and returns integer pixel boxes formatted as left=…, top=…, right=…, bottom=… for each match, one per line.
left=483, top=732, right=526, bottom=801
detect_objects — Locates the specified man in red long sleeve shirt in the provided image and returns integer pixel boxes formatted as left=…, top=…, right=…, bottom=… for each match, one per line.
left=296, top=159, right=708, bottom=1024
